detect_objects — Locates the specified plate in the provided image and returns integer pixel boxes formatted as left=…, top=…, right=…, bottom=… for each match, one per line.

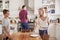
left=30, top=34, right=39, bottom=37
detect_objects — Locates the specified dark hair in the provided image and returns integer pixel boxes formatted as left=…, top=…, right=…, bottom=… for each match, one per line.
left=3, top=9, right=9, bottom=15
left=22, top=5, right=26, bottom=9
left=44, top=7, right=47, bottom=9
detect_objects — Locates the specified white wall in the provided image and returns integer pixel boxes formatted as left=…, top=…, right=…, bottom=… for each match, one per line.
left=9, top=0, right=24, bottom=17
left=55, top=0, right=60, bottom=40
left=34, top=0, right=42, bottom=16
left=9, top=0, right=20, bottom=17
left=55, top=0, right=60, bottom=15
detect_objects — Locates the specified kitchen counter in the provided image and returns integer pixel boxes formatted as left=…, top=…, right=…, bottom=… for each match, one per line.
left=17, top=21, right=35, bottom=32
left=48, top=23, right=56, bottom=37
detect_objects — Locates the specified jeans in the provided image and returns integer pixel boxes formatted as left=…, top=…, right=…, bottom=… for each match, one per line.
left=21, top=22, right=29, bottom=31
left=39, top=30, right=48, bottom=38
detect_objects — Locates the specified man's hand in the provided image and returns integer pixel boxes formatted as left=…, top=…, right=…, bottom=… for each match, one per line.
left=3, top=26, right=11, bottom=39
left=7, top=32, right=10, bottom=38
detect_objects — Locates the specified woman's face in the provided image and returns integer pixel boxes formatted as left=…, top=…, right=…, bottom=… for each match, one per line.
left=39, top=9, right=44, bottom=16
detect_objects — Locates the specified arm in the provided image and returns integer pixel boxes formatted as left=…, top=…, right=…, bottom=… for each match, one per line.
left=47, top=18, right=50, bottom=25
left=2, top=19, right=10, bottom=38
left=19, top=12, right=21, bottom=20
left=3, top=26, right=10, bottom=38
left=26, top=11, right=30, bottom=21
left=33, top=18, right=40, bottom=33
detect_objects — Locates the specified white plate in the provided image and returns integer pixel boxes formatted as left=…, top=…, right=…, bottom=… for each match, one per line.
left=30, top=34, right=39, bottom=37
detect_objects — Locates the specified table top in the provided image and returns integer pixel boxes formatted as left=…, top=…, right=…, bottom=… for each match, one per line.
left=11, top=32, right=42, bottom=40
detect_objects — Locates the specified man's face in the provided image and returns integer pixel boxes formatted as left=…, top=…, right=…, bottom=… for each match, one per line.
left=39, top=10, right=44, bottom=16
left=24, top=7, right=27, bottom=10
left=5, top=12, right=9, bottom=17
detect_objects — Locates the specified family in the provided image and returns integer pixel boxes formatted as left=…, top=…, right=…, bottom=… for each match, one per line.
left=2, top=5, right=50, bottom=40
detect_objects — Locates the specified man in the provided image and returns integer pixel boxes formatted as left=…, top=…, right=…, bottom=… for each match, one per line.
left=2, top=9, right=11, bottom=40
left=19, top=5, right=29, bottom=32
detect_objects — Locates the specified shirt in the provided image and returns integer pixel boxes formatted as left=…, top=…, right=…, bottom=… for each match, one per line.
left=2, top=18, right=10, bottom=33
left=19, top=9, right=28, bottom=23
left=36, top=17, right=48, bottom=30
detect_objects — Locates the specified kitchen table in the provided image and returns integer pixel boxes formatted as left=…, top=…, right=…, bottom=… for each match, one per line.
left=11, top=32, right=42, bottom=40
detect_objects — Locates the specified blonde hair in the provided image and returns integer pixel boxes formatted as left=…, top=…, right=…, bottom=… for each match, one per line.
left=38, top=8, right=44, bottom=17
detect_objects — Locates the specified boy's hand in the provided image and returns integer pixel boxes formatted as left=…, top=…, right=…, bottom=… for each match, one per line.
left=3, top=26, right=11, bottom=39
left=7, top=32, right=10, bottom=38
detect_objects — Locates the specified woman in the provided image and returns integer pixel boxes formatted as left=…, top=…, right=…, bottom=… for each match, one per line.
left=35, top=8, right=50, bottom=39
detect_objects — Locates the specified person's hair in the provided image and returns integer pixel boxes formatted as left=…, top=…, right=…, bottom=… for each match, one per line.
left=3, top=9, right=9, bottom=15
left=44, top=7, right=47, bottom=9
left=39, top=8, right=44, bottom=13
left=39, top=8, right=44, bottom=17
left=39, top=8, right=43, bottom=10
left=22, top=5, right=26, bottom=9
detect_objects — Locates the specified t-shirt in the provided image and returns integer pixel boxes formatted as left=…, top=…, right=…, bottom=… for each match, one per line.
left=35, top=17, right=49, bottom=30
left=2, top=18, right=10, bottom=33
left=19, top=9, right=28, bottom=23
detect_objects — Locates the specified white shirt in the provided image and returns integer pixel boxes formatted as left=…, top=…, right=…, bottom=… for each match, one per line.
left=2, top=18, right=10, bottom=32
left=36, top=17, right=48, bottom=30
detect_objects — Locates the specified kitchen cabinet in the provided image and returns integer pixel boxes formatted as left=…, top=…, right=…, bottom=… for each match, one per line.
left=0, top=0, right=3, bottom=12
left=48, top=23, right=56, bottom=37
left=0, top=24, right=2, bottom=34
left=17, top=22, right=35, bottom=32
left=56, top=23, right=60, bottom=40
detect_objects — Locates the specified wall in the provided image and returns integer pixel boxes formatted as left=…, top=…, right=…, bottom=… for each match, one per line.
left=55, top=0, right=60, bottom=40
left=34, top=0, right=42, bottom=16
left=55, top=0, right=60, bottom=15
left=9, top=0, right=24, bottom=17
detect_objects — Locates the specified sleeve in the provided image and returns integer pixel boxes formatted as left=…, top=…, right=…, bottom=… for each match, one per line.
left=47, top=17, right=50, bottom=25
left=19, top=11, right=21, bottom=19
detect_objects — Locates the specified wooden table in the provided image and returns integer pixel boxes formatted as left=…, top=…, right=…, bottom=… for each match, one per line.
left=11, top=32, right=42, bottom=40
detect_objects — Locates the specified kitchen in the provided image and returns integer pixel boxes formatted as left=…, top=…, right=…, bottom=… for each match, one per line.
left=0, top=0, right=60, bottom=40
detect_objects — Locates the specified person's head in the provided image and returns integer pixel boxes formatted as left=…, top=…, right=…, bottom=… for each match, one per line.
left=44, top=7, right=47, bottom=13
left=3, top=9, right=9, bottom=18
left=22, top=5, right=26, bottom=10
left=39, top=8, right=44, bottom=17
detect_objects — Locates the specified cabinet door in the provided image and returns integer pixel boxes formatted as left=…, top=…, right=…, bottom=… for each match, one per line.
left=0, top=25, right=2, bottom=34
left=48, top=23, right=56, bottom=37
left=56, top=25, right=60, bottom=40
left=0, top=0, right=3, bottom=12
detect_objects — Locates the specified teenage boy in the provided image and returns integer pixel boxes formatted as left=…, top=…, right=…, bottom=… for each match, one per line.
left=19, top=5, right=29, bottom=32
left=2, top=9, right=11, bottom=40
